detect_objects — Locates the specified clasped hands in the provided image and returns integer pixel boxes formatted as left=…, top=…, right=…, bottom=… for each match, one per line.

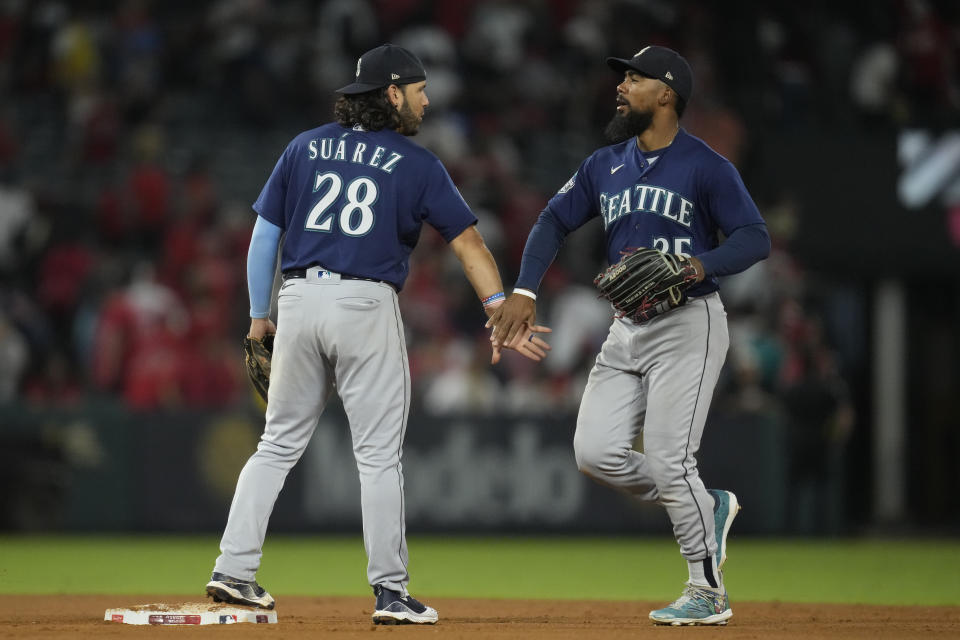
left=484, top=293, right=551, bottom=365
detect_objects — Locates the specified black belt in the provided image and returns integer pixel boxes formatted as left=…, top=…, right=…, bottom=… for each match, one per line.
left=282, top=268, right=396, bottom=291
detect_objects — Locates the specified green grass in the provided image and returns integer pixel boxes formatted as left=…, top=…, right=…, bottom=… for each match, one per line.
left=1, top=535, right=958, bottom=606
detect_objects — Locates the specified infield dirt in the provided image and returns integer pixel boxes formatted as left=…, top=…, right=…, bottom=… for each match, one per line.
left=3, top=595, right=958, bottom=639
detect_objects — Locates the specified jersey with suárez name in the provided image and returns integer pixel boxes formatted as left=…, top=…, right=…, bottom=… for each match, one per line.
left=548, top=129, right=763, bottom=297
left=253, top=123, right=477, bottom=291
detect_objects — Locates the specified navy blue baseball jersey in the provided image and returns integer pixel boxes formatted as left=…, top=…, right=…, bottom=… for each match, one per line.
left=253, top=123, right=477, bottom=290
left=520, top=129, right=764, bottom=298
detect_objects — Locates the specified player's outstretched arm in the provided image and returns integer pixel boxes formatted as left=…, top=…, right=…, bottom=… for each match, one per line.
left=448, top=225, right=504, bottom=299
left=448, top=226, right=550, bottom=364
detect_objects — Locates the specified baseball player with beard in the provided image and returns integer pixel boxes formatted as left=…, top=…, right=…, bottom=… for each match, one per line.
left=488, top=46, right=770, bottom=625
left=205, top=44, right=550, bottom=625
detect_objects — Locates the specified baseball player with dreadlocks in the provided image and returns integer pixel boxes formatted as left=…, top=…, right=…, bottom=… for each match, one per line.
left=205, top=43, right=549, bottom=625
left=488, top=46, right=770, bottom=625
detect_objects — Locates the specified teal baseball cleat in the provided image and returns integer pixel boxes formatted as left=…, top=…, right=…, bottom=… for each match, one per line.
left=649, top=583, right=732, bottom=626
left=708, top=489, right=740, bottom=569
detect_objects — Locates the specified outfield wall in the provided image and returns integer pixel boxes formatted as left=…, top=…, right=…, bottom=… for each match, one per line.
left=0, top=400, right=799, bottom=534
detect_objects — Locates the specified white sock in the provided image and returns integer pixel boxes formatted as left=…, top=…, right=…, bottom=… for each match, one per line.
left=687, top=556, right=721, bottom=589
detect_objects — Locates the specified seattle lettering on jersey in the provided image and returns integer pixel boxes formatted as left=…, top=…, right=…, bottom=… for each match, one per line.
left=599, top=184, right=694, bottom=229
left=306, top=134, right=404, bottom=173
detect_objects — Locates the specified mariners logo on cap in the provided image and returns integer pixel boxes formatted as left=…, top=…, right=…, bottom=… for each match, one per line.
left=635, top=46, right=651, bottom=56
left=355, top=58, right=361, bottom=78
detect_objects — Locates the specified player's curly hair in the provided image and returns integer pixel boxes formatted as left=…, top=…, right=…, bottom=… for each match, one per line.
left=334, top=88, right=402, bottom=131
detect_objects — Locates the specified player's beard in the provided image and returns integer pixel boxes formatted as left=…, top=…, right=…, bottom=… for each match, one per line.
left=604, top=106, right=653, bottom=143
left=397, top=101, right=422, bottom=136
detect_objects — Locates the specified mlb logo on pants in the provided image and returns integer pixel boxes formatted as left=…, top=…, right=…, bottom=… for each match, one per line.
left=219, top=615, right=237, bottom=624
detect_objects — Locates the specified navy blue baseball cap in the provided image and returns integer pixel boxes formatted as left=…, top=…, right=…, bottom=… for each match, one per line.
left=336, top=44, right=426, bottom=95
left=607, top=46, right=693, bottom=102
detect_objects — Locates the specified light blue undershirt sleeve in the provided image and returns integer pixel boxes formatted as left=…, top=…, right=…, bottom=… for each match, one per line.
left=247, top=215, right=283, bottom=318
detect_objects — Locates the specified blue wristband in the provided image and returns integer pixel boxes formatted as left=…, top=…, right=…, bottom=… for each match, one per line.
left=481, top=291, right=505, bottom=307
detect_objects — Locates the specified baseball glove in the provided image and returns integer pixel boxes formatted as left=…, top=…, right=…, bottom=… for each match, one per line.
left=594, top=247, right=700, bottom=323
left=243, top=334, right=274, bottom=402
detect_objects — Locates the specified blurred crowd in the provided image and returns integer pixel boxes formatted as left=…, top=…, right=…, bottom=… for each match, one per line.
left=0, top=0, right=956, bottom=505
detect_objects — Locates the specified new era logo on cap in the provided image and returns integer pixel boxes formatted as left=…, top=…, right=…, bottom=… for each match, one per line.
left=391, top=73, right=399, bottom=80
left=665, top=71, right=674, bottom=80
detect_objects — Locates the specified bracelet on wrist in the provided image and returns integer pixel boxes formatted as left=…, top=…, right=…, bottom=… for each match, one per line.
left=481, top=291, right=506, bottom=308
left=512, top=288, right=537, bottom=301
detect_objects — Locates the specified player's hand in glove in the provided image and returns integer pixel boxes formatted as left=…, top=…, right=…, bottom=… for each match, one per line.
left=244, top=317, right=277, bottom=402
left=594, top=247, right=704, bottom=324
left=248, top=317, right=277, bottom=341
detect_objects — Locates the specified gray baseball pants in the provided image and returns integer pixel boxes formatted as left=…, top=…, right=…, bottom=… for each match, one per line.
left=214, top=269, right=411, bottom=592
left=573, top=292, right=729, bottom=561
